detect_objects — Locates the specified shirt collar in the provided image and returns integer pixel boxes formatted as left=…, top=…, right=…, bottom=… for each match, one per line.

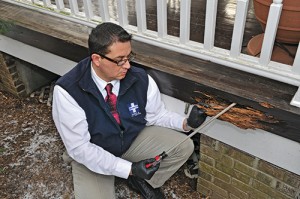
left=91, top=63, right=120, bottom=93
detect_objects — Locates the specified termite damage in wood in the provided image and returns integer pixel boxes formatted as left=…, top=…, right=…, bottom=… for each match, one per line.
left=193, top=92, right=279, bottom=130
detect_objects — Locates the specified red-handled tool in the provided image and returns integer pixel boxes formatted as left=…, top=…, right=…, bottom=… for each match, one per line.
left=145, top=103, right=236, bottom=170
left=145, top=151, right=168, bottom=168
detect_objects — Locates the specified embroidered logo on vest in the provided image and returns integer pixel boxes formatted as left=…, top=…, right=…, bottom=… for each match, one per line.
left=128, top=102, right=141, bottom=117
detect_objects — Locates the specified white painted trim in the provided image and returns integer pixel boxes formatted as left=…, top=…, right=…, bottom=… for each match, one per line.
left=161, top=94, right=300, bottom=176
left=291, top=87, right=300, bottom=107
left=0, top=35, right=76, bottom=76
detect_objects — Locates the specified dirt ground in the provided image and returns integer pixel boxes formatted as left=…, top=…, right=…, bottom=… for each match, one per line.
left=0, top=90, right=205, bottom=199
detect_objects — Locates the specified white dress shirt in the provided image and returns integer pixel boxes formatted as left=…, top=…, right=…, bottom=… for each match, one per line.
left=52, top=65, right=186, bottom=179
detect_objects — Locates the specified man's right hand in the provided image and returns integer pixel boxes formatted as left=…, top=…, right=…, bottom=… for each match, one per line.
left=131, top=158, right=160, bottom=180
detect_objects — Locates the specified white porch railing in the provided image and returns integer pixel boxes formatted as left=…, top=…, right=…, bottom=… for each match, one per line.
left=3, top=0, right=300, bottom=107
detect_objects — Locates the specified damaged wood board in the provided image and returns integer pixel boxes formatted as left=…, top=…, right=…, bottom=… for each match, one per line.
left=193, top=94, right=278, bottom=130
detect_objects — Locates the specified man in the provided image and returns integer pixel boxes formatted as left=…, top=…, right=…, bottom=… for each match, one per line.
left=52, top=22, right=206, bottom=199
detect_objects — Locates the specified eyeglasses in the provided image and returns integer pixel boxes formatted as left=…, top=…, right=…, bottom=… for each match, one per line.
left=97, top=52, right=135, bottom=66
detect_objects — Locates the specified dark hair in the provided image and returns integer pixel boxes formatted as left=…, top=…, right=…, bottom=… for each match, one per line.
left=88, top=22, right=132, bottom=56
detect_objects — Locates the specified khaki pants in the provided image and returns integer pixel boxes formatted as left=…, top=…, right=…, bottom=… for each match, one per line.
left=63, top=126, right=194, bottom=199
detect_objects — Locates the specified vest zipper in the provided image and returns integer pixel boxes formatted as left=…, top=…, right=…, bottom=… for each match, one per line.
left=120, top=130, right=124, bottom=152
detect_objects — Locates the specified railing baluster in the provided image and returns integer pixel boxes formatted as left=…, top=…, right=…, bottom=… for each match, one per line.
left=42, top=0, right=51, bottom=7
left=157, top=0, right=168, bottom=38
left=98, top=0, right=110, bottom=22
left=83, top=0, right=93, bottom=20
left=117, top=0, right=128, bottom=26
left=204, top=0, right=218, bottom=50
left=292, top=42, right=300, bottom=74
left=180, top=0, right=191, bottom=44
left=230, top=0, right=249, bottom=57
left=55, top=0, right=65, bottom=10
left=135, top=0, right=147, bottom=33
left=259, top=0, right=283, bottom=66
left=68, top=0, right=79, bottom=16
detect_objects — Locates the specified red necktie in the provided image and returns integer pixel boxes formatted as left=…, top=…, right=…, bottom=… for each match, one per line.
left=105, top=83, right=121, bottom=124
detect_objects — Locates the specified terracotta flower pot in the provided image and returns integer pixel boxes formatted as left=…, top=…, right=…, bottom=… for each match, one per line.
left=253, top=0, right=300, bottom=44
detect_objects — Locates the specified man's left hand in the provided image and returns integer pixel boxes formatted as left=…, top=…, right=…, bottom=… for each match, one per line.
left=186, top=106, right=207, bottom=129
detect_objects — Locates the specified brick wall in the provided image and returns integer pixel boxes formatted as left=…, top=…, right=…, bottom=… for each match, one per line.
left=0, top=52, right=58, bottom=97
left=198, top=134, right=300, bottom=199
left=0, top=52, right=26, bottom=97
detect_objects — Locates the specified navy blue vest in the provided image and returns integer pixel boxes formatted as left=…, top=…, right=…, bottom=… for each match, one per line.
left=56, top=57, right=148, bottom=156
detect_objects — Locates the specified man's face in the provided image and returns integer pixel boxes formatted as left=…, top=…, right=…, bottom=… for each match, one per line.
left=92, top=41, right=132, bottom=82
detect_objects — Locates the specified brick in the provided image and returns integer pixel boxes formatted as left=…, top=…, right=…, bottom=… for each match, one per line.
left=229, top=193, right=241, bottom=199
left=248, top=192, right=268, bottom=199
left=273, top=192, right=294, bottom=199
left=200, top=170, right=213, bottom=182
left=200, top=162, right=214, bottom=174
left=201, top=134, right=217, bottom=148
left=232, top=169, right=251, bottom=184
left=215, top=162, right=250, bottom=184
left=214, top=178, right=248, bottom=199
left=18, top=90, right=26, bottom=97
left=4, top=57, right=15, bottom=66
left=218, top=155, right=234, bottom=168
left=231, top=178, right=255, bottom=195
left=200, top=161, right=231, bottom=183
left=14, top=79, right=23, bottom=87
left=219, top=143, right=256, bottom=167
left=197, top=184, right=212, bottom=197
left=256, top=171, right=276, bottom=187
left=258, top=160, right=285, bottom=181
left=214, top=168, right=231, bottom=183
left=11, top=72, right=19, bottom=80
left=283, top=172, right=300, bottom=189
left=234, top=161, right=257, bottom=178
left=200, top=153, right=215, bottom=166
left=216, top=161, right=233, bottom=176
left=16, top=84, right=25, bottom=92
left=7, top=65, right=17, bottom=73
left=212, top=192, right=226, bottom=199
left=276, top=181, right=297, bottom=197
left=253, top=180, right=292, bottom=199
left=252, top=179, right=277, bottom=197
left=200, top=144, right=222, bottom=160
left=198, top=178, right=228, bottom=197
left=232, top=178, right=269, bottom=199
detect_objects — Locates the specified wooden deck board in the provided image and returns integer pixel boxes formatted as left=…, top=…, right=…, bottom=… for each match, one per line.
left=0, top=1, right=300, bottom=142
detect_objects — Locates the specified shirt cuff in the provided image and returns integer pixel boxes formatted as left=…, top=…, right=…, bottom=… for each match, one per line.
left=114, top=158, right=132, bottom=179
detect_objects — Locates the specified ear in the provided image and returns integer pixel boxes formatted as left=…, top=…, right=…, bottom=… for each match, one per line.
left=91, top=54, right=101, bottom=66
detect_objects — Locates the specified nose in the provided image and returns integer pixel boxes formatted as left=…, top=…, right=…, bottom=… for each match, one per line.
left=122, top=60, right=131, bottom=69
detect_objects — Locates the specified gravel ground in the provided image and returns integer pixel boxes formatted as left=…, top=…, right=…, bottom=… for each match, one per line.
left=0, top=89, right=205, bottom=199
